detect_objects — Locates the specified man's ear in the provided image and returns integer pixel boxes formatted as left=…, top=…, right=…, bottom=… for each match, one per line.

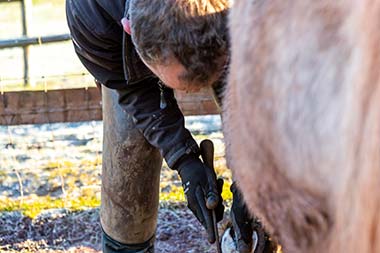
left=121, top=17, right=132, bottom=35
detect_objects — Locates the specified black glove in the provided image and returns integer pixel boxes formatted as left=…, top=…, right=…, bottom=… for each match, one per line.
left=174, top=154, right=224, bottom=243
left=230, top=183, right=279, bottom=253
left=230, top=182, right=254, bottom=253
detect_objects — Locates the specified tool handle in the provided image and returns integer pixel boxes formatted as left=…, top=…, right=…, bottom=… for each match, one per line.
left=213, top=211, right=222, bottom=253
left=200, top=139, right=219, bottom=209
left=200, top=139, right=222, bottom=253
left=200, top=139, right=214, bottom=170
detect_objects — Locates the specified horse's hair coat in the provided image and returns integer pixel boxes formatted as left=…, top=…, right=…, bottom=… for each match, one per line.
left=223, top=0, right=380, bottom=252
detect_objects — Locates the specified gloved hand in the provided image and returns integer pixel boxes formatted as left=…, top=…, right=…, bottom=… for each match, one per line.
left=230, top=182, right=255, bottom=253
left=230, top=183, right=279, bottom=253
left=174, top=154, right=224, bottom=243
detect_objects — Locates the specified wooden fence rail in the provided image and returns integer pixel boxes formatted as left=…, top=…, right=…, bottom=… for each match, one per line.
left=0, top=88, right=219, bottom=126
left=0, top=34, right=71, bottom=49
left=0, top=0, right=71, bottom=84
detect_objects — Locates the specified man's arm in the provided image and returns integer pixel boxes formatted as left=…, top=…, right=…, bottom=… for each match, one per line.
left=116, top=78, right=199, bottom=167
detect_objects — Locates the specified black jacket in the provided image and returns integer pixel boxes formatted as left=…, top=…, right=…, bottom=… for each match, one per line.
left=66, top=0, right=199, bottom=167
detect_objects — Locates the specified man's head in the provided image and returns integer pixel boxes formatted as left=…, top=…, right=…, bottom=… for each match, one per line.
left=126, top=0, right=230, bottom=91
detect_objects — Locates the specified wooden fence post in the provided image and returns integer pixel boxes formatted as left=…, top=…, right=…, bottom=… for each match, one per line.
left=20, top=0, right=33, bottom=86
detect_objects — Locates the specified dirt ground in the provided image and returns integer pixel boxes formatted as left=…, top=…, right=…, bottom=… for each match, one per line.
left=0, top=204, right=231, bottom=253
left=0, top=118, right=229, bottom=253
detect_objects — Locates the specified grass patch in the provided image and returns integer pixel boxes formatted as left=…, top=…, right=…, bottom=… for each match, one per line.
left=159, top=181, right=233, bottom=203
left=0, top=182, right=233, bottom=219
left=160, top=186, right=186, bottom=202
left=0, top=195, right=100, bottom=219
left=221, top=181, right=233, bottom=201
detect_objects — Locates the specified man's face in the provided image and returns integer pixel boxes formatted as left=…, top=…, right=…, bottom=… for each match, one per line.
left=141, top=56, right=226, bottom=93
left=142, top=57, right=201, bottom=92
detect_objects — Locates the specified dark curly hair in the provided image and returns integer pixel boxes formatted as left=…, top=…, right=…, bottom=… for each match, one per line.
left=129, top=0, right=229, bottom=87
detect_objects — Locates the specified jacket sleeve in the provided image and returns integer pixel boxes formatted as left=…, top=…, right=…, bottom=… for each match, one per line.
left=117, top=78, right=200, bottom=168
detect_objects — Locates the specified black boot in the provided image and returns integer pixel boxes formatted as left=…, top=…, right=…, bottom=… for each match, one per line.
left=102, top=229, right=155, bottom=253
